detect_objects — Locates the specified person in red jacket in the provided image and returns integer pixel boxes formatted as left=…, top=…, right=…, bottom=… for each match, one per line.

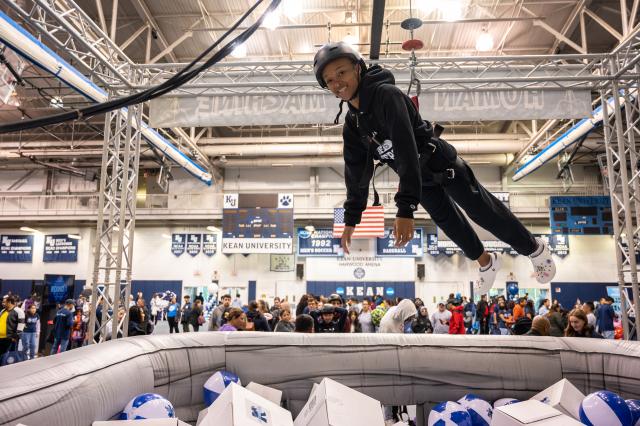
left=449, top=301, right=466, bottom=335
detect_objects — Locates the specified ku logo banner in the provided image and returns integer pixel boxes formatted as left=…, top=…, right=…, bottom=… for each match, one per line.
left=224, top=193, right=239, bottom=209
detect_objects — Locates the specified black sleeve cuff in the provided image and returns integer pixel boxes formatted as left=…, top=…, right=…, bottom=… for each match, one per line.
left=396, top=205, right=417, bottom=219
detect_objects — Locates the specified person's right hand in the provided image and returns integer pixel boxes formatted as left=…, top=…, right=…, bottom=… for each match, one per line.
left=341, top=226, right=355, bottom=255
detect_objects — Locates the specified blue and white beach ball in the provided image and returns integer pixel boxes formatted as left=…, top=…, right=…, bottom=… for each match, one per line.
left=428, top=401, right=472, bottom=426
left=121, top=393, right=175, bottom=420
left=493, top=398, right=520, bottom=408
left=579, top=390, right=632, bottom=426
left=203, top=370, right=241, bottom=407
left=457, top=394, right=492, bottom=426
left=626, top=399, right=640, bottom=426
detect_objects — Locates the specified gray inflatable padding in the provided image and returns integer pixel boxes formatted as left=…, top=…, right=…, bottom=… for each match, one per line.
left=1, top=332, right=639, bottom=426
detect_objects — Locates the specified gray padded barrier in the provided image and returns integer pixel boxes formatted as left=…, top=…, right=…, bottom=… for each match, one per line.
left=1, top=333, right=639, bottom=426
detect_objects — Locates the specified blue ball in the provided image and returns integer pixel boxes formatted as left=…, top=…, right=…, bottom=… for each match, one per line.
left=428, top=401, right=472, bottom=426
left=493, top=398, right=520, bottom=408
left=203, top=370, right=241, bottom=407
left=627, top=399, right=640, bottom=426
left=121, top=393, right=175, bottom=420
left=579, top=390, right=632, bottom=426
left=457, top=394, right=492, bottom=426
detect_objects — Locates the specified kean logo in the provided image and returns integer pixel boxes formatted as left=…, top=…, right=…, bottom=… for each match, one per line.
left=250, top=405, right=268, bottom=424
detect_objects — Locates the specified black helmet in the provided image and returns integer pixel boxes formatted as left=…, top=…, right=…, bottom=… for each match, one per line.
left=313, top=42, right=366, bottom=88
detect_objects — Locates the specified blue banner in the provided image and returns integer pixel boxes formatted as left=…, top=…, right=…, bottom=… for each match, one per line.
left=43, top=234, right=78, bottom=262
left=376, top=228, right=423, bottom=257
left=0, top=235, right=33, bottom=262
left=297, top=228, right=342, bottom=257
left=426, top=234, right=439, bottom=256
left=202, top=234, right=217, bottom=256
left=186, top=233, right=202, bottom=256
left=307, top=281, right=415, bottom=300
left=171, top=234, right=186, bottom=257
left=44, top=274, right=74, bottom=304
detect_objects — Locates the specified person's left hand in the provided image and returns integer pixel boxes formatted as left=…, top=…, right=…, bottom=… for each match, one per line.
left=393, top=217, right=414, bottom=247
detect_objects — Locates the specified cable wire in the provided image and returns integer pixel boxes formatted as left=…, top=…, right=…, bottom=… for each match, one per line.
left=0, top=0, right=280, bottom=134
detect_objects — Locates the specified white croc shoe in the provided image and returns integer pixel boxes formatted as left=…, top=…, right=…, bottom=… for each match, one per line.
left=475, top=252, right=502, bottom=295
left=529, top=237, right=556, bottom=283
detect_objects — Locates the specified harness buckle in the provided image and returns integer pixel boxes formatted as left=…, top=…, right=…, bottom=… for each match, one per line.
left=445, top=168, right=455, bottom=179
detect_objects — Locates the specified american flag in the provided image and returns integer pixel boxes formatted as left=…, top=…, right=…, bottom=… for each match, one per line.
left=333, top=205, right=385, bottom=238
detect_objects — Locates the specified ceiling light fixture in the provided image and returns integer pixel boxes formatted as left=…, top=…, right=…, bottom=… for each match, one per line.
left=67, top=234, right=82, bottom=240
left=20, top=226, right=41, bottom=233
left=231, top=43, right=247, bottom=58
left=262, top=12, right=280, bottom=30
left=282, top=0, right=303, bottom=19
left=475, top=29, right=494, bottom=52
left=343, top=33, right=359, bottom=50
left=206, top=226, right=220, bottom=233
left=442, top=0, right=465, bottom=21
left=161, top=233, right=171, bottom=239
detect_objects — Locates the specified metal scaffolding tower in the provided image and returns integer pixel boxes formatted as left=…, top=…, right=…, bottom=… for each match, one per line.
left=87, top=72, right=143, bottom=343
left=598, top=29, right=640, bottom=340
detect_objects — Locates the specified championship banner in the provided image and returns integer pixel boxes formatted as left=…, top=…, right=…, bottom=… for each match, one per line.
left=43, top=234, right=78, bottom=262
left=376, top=228, right=424, bottom=257
left=426, top=234, right=439, bottom=256
left=222, top=194, right=294, bottom=254
left=186, top=233, right=202, bottom=256
left=202, top=234, right=217, bottom=256
left=297, top=228, right=343, bottom=257
left=0, top=234, right=33, bottom=262
left=171, top=234, right=186, bottom=257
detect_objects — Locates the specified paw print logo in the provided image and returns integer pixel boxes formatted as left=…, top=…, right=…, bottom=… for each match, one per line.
left=280, top=195, right=292, bottom=206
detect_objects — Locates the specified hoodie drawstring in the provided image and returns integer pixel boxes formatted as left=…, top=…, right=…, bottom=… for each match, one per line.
left=334, top=100, right=345, bottom=124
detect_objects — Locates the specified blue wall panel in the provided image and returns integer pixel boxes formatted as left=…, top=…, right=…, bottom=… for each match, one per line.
left=550, top=282, right=617, bottom=309
left=307, top=281, right=415, bottom=300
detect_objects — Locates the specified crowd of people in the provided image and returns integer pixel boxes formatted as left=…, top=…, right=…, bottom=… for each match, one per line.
left=0, top=289, right=624, bottom=363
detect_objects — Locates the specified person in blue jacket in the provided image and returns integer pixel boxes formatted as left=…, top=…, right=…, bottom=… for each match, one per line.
left=50, top=299, right=74, bottom=355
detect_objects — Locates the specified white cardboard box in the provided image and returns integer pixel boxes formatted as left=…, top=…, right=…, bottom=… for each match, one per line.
left=247, top=382, right=283, bottom=405
left=93, top=420, right=190, bottom=426
left=197, top=382, right=293, bottom=426
left=530, top=378, right=585, bottom=419
left=491, top=400, right=584, bottom=426
left=294, top=378, right=384, bottom=426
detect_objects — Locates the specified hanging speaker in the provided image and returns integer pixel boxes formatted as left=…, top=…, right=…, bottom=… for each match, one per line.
left=296, top=264, right=304, bottom=280
left=417, top=264, right=425, bottom=281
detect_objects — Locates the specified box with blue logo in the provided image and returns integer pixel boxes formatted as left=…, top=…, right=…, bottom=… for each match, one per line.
left=530, top=378, right=585, bottom=419
left=294, top=378, right=384, bottom=426
left=197, top=382, right=293, bottom=426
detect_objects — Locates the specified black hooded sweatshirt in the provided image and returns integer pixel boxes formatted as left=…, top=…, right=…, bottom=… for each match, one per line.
left=342, top=65, right=457, bottom=227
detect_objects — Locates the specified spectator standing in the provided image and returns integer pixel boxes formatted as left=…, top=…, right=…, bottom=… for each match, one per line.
left=513, top=297, right=527, bottom=322
left=22, top=304, right=39, bottom=359
left=219, top=308, right=247, bottom=331
left=128, top=305, right=147, bottom=336
left=190, top=299, right=204, bottom=332
left=449, top=301, right=466, bottom=335
left=50, top=299, right=74, bottom=355
left=547, top=304, right=566, bottom=337
left=231, top=294, right=243, bottom=308
left=596, top=296, right=616, bottom=339
left=526, top=316, right=551, bottom=336
left=209, top=294, right=231, bottom=331
left=476, top=295, right=490, bottom=335
left=412, top=306, right=433, bottom=334
left=0, top=296, right=21, bottom=359
left=582, top=301, right=597, bottom=328
left=166, top=296, right=180, bottom=334
left=495, top=300, right=514, bottom=335
left=150, top=294, right=162, bottom=325
left=311, top=305, right=348, bottom=333
left=358, top=299, right=375, bottom=333
left=566, top=309, right=603, bottom=338
left=69, top=307, right=87, bottom=349
left=246, top=301, right=271, bottom=332
left=432, top=302, right=452, bottom=334
left=538, top=299, right=550, bottom=316
left=294, top=314, right=315, bottom=333
left=274, top=308, right=295, bottom=332
left=181, top=295, right=192, bottom=333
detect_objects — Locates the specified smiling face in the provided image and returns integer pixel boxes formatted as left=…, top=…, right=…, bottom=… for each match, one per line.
left=322, top=57, right=360, bottom=102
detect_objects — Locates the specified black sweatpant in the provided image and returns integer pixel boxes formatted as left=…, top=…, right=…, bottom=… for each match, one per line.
left=420, top=157, right=537, bottom=260
left=167, top=317, right=180, bottom=333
